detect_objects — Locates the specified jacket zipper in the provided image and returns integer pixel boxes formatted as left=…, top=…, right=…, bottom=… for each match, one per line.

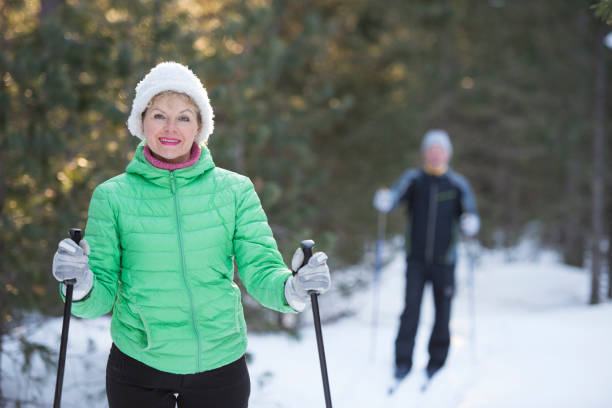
left=425, top=182, right=438, bottom=266
left=234, top=289, right=241, bottom=333
left=170, top=172, right=201, bottom=371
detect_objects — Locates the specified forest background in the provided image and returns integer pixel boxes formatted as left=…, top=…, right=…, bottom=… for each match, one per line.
left=1, top=0, right=611, bottom=404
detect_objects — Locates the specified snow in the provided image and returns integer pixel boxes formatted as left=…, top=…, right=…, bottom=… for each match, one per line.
left=3, top=242, right=612, bottom=407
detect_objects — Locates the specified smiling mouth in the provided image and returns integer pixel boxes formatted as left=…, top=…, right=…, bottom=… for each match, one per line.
left=159, top=137, right=181, bottom=146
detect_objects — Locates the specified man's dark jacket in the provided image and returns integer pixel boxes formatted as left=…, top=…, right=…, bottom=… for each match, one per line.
left=389, top=168, right=478, bottom=266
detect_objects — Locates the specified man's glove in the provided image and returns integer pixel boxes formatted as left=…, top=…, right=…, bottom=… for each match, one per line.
left=284, top=248, right=331, bottom=312
left=52, top=238, right=94, bottom=301
left=373, top=189, right=394, bottom=213
left=460, top=213, right=480, bottom=237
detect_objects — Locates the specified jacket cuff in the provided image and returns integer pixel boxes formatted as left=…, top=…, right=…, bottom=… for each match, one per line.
left=60, top=269, right=94, bottom=302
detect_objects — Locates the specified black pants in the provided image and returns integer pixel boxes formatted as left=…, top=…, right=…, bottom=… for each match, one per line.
left=106, top=344, right=250, bottom=408
left=395, top=260, right=455, bottom=371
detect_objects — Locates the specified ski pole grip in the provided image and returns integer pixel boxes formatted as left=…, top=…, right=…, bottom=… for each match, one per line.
left=300, top=239, right=315, bottom=264
left=292, top=239, right=315, bottom=276
left=64, top=228, right=82, bottom=286
left=300, top=240, right=321, bottom=297
left=69, top=228, right=82, bottom=245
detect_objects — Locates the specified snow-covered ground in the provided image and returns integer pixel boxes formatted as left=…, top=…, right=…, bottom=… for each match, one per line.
left=3, top=242, right=612, bottom=407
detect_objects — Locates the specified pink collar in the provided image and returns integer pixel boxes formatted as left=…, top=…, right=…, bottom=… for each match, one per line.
left=143, top=143, right=201, bottom=170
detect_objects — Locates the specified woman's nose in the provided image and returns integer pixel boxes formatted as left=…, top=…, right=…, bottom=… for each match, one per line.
left=165, top=119, right=177, bottom=132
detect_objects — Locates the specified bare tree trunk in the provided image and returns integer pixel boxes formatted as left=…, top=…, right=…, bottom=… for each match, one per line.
left=590, top=23, right=606, bottom=305
left=0, top=330, right=3, bottom=408
left=0, top=2, right=7, bottom=402
left=608, top=141, right=612, bottom=300
left=563, top=159, right=584, bottom=267
left=0, top=105, right=6, bottom=408
left=0, top=115, right=5, bottom=408
left=0, top=194, right=4, bottom=408
left=0, top=246, right=4, bottom=407
left=608, top=204, right=612, bottom=299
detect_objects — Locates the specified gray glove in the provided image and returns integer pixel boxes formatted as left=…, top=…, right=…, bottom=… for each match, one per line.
left=373, top=188, right=394, bottom=213
left=52, top=238, right=94, bottom=301
left=460, top=213, right=480, bottom=237
left=284, top=248, right=331, bottom=312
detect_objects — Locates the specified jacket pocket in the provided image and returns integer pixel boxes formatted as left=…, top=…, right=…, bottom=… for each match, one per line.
left=115, top=301, right=153, bottom=351
left=232, top=286, right=244, bottom=334
left=133, top=306, right=153, bottom=351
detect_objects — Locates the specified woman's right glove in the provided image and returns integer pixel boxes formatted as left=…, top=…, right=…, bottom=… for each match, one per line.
left=284, top=248, right=331, bottom=312
left=52, top=238, right=94, bottom=301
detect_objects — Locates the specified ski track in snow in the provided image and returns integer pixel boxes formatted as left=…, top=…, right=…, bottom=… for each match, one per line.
left=2, top=243, right=612, bottom=407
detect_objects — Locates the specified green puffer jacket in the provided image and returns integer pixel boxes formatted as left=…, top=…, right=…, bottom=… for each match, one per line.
left=70, top=142, right=294, bottom=374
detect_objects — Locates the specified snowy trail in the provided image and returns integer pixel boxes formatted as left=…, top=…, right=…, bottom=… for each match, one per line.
left=248, top=248, right=478, bottom=408
left=247, top=245, right=612, bottom=408
left=2, top=244, right=612, bottom=407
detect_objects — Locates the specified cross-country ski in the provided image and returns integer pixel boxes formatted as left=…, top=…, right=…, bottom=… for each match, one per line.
left=419, top=372, right=436, bottom=393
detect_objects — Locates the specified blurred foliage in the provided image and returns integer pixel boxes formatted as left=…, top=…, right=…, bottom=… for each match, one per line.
left=0, top=0, right=610, bottom=356
left=593, top=0, right=612, bottom=24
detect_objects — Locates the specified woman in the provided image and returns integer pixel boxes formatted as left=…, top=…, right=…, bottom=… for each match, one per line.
left=51, top=61, right=331, bottom=408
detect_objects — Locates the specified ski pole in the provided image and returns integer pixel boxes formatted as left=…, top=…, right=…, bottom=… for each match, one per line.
left=53, top=228, right=81, bottom=408
left=370, top=209, right=386, bottom=361
left=465, top=238, right=477, bottom=363
left=296, top=239, right=333, bottom=408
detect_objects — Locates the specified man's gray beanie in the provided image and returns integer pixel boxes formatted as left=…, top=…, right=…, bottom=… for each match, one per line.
left=421, top=129, right=453, bottom=156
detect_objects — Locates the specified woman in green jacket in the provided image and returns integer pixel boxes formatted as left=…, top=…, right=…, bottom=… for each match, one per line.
left=51, top=61, right=331, bottom=408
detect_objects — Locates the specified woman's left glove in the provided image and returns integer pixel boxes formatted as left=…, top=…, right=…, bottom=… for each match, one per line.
left=52, top=238, right=94, bottom=301
left=284, top=248, right=331, bottom=312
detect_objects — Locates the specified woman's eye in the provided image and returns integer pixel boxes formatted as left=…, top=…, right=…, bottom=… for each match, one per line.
left=153, top=113, right=165, bottom=120
left=179, top=116, right=190, bottom=122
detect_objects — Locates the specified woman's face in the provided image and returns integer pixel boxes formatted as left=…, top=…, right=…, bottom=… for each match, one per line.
left=143, top=93, right=200, bottom=163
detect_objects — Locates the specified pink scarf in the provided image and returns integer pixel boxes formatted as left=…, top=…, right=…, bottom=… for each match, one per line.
left=143, top=143, right=201, bottom=170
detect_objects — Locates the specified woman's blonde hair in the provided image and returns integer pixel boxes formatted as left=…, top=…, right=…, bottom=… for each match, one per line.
left=142, top=90, right=202, bottom=130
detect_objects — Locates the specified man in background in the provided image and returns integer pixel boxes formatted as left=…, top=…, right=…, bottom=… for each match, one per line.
left=374, top=129, right=480, bottom=381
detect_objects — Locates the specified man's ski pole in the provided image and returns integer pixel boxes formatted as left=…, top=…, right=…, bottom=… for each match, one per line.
left=296, top=240, right=333, bottom=408
left=53, top=228, right=81, bottom=408
left=370, top=209, right=386, bottom=361
left=466, top=239, right=477, bottom=362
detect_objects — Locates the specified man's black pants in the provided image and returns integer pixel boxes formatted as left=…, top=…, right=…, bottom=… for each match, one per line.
left=395, top=260, right=455, bottom=371
left=106, top=344, right=250, bottom=408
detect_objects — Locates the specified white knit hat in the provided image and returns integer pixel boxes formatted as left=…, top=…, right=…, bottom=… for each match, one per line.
left=127, top=61, right=214, bottom=144
left=421, top=129, right=453, bottom=156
